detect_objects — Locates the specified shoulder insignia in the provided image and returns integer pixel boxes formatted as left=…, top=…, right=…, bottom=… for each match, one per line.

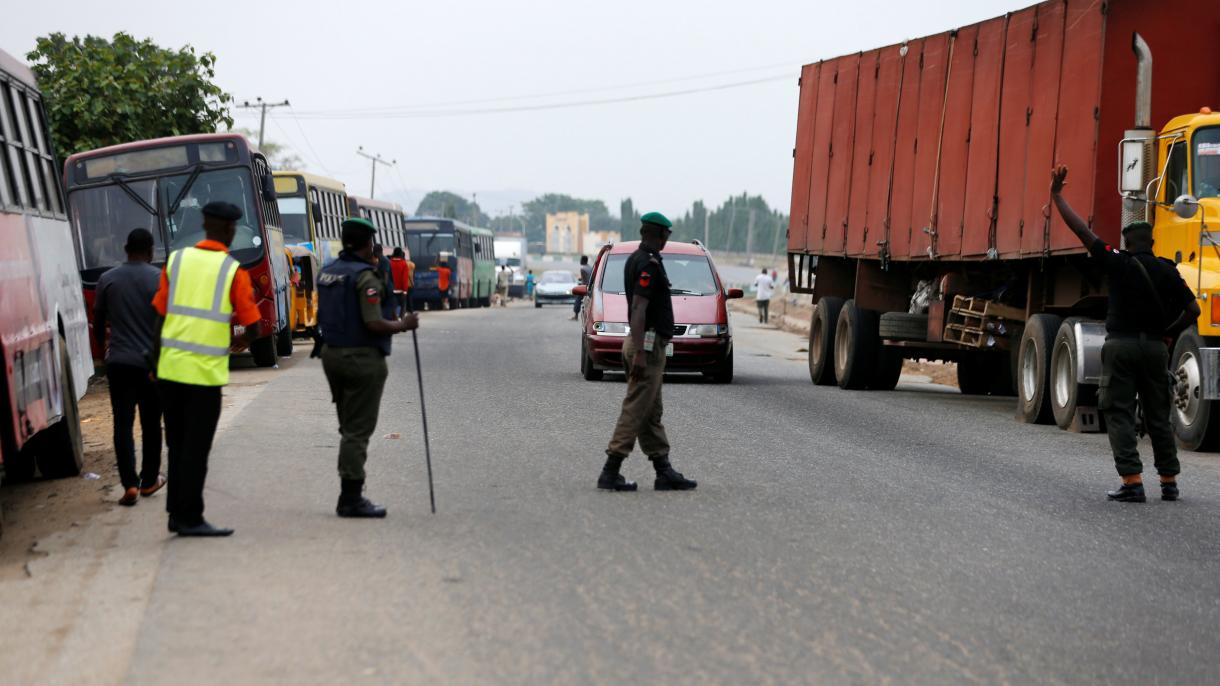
left=365, top=287, right=380, bottom=303
left=639, top=270, right=652, bottom=288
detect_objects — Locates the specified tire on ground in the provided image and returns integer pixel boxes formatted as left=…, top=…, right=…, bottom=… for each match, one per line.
left=32, top=334, right=84, bottom=479
left=1017, top=313, right=1063, bottom=423
left=710, top=349, right=734, bottom=384
left=834, top=300, right=879, bottom=390
left=250, top=335, right=278, bottom=368
left=1170, top=327, right=1220, bottom=451
left=870, top=347, right=904, bottom=391
left=581, top=338, right=603, bottom=381
left=878, top=312, right=928, bottom=341
left=808, top=296, right=844, bottom=386
left=1049, top=317, right=1098, bottom=429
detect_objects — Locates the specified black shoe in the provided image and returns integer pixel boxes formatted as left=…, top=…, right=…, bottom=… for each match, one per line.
left=175, top=519, right=235, bottom=537
left=337, top=496, right=388, bottom=518
left=1106, top=483, right=1146, bottom=502
left=167, top=517, right=179, bottom=533
left=1161, top=482, right=1180, bottom=501
left=650, top=457, right=697, bottom=491
left=597, top=470, right=638, bottom=492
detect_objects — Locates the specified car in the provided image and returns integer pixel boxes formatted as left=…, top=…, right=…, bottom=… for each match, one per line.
left=575, top=240, right=743, bottom=383
left=534, top=270, right=579, bottom=307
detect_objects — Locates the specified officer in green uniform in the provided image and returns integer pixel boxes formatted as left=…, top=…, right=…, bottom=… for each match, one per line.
left=317, top=218, right=419, bottom=517
left=598, top=212, right=698, bottom=492
left=1050, top=165, right=1200, bottom=502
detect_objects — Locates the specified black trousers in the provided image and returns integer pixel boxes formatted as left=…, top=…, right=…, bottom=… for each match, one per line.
left=757, top=299, right=770, bottom=323
left=159, top=380, right=222, bottom=524
left=107, top=362, right=163, bottom=489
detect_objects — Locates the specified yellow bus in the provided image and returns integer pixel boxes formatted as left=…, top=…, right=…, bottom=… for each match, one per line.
left=273, top=171, right=349, bottom=335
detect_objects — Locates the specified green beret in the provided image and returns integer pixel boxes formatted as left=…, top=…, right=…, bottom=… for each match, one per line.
left=341, top=217, right=378, bottom=234
left=640, top=211, right=672, bottom=230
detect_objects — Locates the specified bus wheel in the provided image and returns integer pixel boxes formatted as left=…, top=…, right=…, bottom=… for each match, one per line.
left=1017, top=313, right=1062, bottom=424
left=276, top=325, right=294, bottom=357
left=251, top=336, right=279, bottom=368
left=32, top=335, right=84, bottom=479
left=1171, top=328, right=1220, bottom=451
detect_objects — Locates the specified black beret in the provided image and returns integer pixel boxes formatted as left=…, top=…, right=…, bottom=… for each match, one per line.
left=202, top=201, right=243, bottom=221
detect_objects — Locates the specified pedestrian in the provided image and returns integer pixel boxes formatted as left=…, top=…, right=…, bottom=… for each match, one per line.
left=152, top=202, right=263, bottom=536
left=598, top=212, right=697, bottom=492
left=572, top=255, right=592, bottom=320
left=435, top=263, right=451, bottom=309
left=389, top=247, right=411, bottom=316
left=1050, top=164, right=1199, bottom=502
left=770, top=268, right=778, bottom=283
left=496, top=265, right=511, bottom=307
left=525, top=270, right=535, bottom=298
left=317, top=217, right=420, bottom=518
left=753, top=267, right=775, bottom=324
left=373, top=243, right=392, bottom=291
left=94, top=228, right=165, bottom=506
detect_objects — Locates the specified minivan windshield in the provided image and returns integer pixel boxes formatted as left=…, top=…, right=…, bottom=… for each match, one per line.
left=599, top=253, right=718, bottom=295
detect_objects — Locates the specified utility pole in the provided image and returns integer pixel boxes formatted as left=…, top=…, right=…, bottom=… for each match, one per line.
left=745, top=208, right=757, bottom=265
left=725, top=197, right=738, bottom=254
left=770, top=212, right=784, bottom=259
left=703, top=205, right=710, bottom=246
left=237, top=97, right=290, bottom=149
left=356, top=146, right=396, bottom=198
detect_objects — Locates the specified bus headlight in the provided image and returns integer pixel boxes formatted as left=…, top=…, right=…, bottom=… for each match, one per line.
left=687, top=324, right=728, bottom=337
left=594, top=321, right=629, bottom=335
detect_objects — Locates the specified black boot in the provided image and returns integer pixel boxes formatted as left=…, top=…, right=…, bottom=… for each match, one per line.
left=336, top=479, right=387, bottom=518
left=651, top=456, right=697, bottom=491
left=1106, top=482, right=1146, bottom=503
left=1161, top=481, right=1180, bottom=501
left=597, top=454, right=637, bottom=492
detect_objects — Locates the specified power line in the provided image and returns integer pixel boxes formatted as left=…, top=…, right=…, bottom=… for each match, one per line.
left=285, top=74, right=791, bottom=121
left=282, top=106, right=336, bottom=177
left=236, top=97, right=290, bottom=147
left=356, top=147, right=396, bottom=198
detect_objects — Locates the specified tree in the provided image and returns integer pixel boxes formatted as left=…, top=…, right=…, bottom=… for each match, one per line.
left=670, top=194, right=787, bottom=257
left=519, top=194, right=613, bottom=245
left=415, top=191, right=488, bottom=225
left=620, top=198, right=639, bottom=235
left=231, top=128, right=303, bottom=170
left=27, top=32, right=233, bottom=158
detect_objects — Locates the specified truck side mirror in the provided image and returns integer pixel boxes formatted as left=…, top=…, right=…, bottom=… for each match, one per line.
left=1173, top=194, right=1201, bottom=219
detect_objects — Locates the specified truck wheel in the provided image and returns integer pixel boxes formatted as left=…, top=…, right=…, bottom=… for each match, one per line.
left=3, top=448, right=36, bottom=483
left=956, top=355, right=991, bottom=395
left=834, top=300, right=879, bottom=390
left=1171, top=328, right=1220, bottom=451
left=871, top=347, right=904, bottom=391
left=878, top=312, right=928, bottom=341
left=808, top=296, right=844, bottom=385
left=276, top=325, right=294, bottom=357
left=1017, top=313, right=1062, bottom=424
left=251, top=335, right=278, bottom=368
left=33, top=335, right=84, bottom=479
left=1049, top=318, right=1097, bottom=429
left=710, top=349, right=734, bottom=384
left=581, top=339, right=603, bottom=381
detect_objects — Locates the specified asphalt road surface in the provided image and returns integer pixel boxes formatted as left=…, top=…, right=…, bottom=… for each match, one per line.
left=4, top=303, right=1220, bottom=685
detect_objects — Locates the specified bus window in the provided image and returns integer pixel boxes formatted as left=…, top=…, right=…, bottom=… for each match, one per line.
left=160, top=167, right=263, bottom=262
left=26, top=94, right=62, bottom=215
left=0, top=82, right=29, bottom=207
left=70, top=179, right=162, bottom=270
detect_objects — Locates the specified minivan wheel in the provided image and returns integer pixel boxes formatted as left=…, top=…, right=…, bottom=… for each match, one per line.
left=710, top=349, right=734, bottom=384
left=581, top=338, right=603, bottom=381
left=808, top=297, right=844, bottom=385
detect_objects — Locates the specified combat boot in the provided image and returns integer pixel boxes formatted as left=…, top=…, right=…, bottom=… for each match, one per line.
left=1161, top=481, right=1180, bottom=501
left=597, top=454, right=637, bottom=492
left=1106, top=482, right=1146, bottom=503
left=336, top=479, right=387, bottom=518
left=651, top=456, right=697, bottom=491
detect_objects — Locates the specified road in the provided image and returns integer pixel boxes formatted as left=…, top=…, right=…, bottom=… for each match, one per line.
left=3, top=303, right=1220, bottom=685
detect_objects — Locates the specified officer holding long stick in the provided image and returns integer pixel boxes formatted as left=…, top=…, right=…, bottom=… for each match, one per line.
left=317, top=217, right=419, bottom=517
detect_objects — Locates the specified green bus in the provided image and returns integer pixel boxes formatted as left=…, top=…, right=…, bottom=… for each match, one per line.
left=470, top=226, right=495, bottom=307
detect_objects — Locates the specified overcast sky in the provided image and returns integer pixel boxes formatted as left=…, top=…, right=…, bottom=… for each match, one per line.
left=4, top=0, right=1021, bottom=218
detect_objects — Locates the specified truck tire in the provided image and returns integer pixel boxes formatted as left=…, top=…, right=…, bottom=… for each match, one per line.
left=33, top=335, right=84, bottom=479
left=251, top=335, right=278, bottom=368
left=834, top=300, right=879, bottom=390
left=878, top=312, right=928, bottom=341
left=3, top=448, right=36, bottom=483
left=1049, top=317, right=1098, bottom=429
left=1017, top=313, right=1062, bottom=424
left=808, top=297, right=844, bottom=386
left=276, top=325, right=293, bottom=357
left=581, top=338, right=603, bottom=381
left=871, top=347, right=904, bottom=391
left=1171, top=328, right=1220, bottom=451
left=957, top=352, right=1012, bottom=396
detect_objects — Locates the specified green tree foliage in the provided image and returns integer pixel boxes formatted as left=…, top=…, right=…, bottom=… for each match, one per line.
left=414, top=191, right=488, bottom=225
left=668, top=194, right=787, bottom=256
left=619, top=198, right=638, bottom=235
left=27, top=32, right=233, bottom=158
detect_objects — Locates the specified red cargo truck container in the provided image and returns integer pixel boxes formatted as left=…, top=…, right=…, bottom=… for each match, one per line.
left=788, top=0, right=1220, bottom=447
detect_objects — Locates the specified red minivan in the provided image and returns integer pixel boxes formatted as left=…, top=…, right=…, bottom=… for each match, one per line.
left=575, top=240, right=743, bottom=383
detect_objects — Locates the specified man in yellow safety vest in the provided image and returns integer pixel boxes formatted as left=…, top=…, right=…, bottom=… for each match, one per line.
left=152, top=201, right=263, bottom=537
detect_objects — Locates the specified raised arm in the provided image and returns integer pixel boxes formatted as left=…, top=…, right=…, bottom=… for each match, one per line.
left=1050, top=164, right=1100, bottom=248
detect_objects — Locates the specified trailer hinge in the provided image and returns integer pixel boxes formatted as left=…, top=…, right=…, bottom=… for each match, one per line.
left=1026, top=107, right=1033, bottom=125
left=919, top=51, right=925, bottom=69
left=828, top=143, right=833, bottom=158
left=868, top=150, right=875, bottom=165
left=833, top=71, right=839, bottom=85
left=966, top=126, right=972, bottom=144
left=1100, top=1, right=1108, bottom=15
left=874, top=63, right=881, bottom=79
left=1093, top=106, right=1101, bottom=120
left=973, top=38, right=979, bottom=57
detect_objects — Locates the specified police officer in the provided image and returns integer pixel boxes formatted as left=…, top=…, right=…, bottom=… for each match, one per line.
left=598, top=212, right=698, bottom=492
left=152, top=201, right=263, bottom=537
left=317, top=218, right=419, bottom=517
left=1050, top=165, right=1200, bottom=502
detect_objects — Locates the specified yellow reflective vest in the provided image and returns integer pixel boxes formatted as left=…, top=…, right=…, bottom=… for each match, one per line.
left=158, top=247, right=239, bottom=386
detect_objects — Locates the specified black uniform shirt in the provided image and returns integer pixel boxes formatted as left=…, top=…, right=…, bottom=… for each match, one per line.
left=1089, top=238, right=1194, bottom=336
left=624, top=246, right=674, bottom=337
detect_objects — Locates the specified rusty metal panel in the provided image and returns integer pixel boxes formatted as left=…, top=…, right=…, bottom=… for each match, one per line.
left=933, top=25, right=980, bottom=259
left=908, top=33, right=951, bottom=260
left=824, top=53, right=861, bottom=255
left=804, top=63, right=838, bottom=253
left=787, top=63, right=820, bottom=253
left=1048, top=0, right=1103, bottom=254
left=961, top=17, right=1007, bottom=258
left=864, top=46, right=904, bottom=257
left=994, top=6, right=1037, bottom=258
left=1019, top=1, right=1066, bottom=256
left=846, top=50, right=880, bottom=257
left=887, top=39, right=925, bottom=261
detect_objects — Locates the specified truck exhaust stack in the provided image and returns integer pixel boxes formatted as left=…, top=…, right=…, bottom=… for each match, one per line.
left=1132, top=32, right=1152, bottom=130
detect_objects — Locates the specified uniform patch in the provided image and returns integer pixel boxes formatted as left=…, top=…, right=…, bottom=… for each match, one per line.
left=366, top=287, right=380, bottom=303
left=639, top=271, right=651, bottom=288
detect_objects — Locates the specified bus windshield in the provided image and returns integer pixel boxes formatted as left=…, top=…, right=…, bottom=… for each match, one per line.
left=70, top=179, right=165, bottom=271
left=276, top=197, right=310, bottom=243
left=1195, top=127, right=1220, bottom=199
left=407, top=231, right=455, bottom=258
left=600, top=254, right=718, bottom=295
left=160, top=167, right=265, bottom=265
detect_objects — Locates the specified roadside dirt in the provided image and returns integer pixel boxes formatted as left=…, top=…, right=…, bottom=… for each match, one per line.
left=730, top=295, right=960, bottom=388
left=0, top=376, right=120, bottom=581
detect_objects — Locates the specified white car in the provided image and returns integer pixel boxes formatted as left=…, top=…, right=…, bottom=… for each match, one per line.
left=533, top=270, right=579, bottom=308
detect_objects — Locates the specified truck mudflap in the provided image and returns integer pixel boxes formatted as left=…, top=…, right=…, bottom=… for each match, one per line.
left=1198, top=348, right=1220, bottom=400
left=1073, top=321, right=1107, bottom=385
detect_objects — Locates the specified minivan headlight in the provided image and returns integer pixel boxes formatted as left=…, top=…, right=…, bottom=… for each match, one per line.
left=594, top=321, right=630, bottom=335
left=687, top=324, right=728, bottom=337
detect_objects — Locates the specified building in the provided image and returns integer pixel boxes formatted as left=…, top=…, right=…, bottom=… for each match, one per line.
left=545, top=211, right=589, bottom=255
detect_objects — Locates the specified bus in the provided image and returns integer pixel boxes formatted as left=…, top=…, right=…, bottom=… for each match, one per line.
left=65, top=132, right=293, bottom=367
left=273, top=171, right=348, bottom=336
left=470, top=226, right=495, bottom=307
left=0, top=47, right=90, bottom=481
left=404, top=217, right=481, bottom=310
left=348, top=195, right=406, bottom=255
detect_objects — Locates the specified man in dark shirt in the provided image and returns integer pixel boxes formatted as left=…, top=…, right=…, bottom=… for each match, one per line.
left=93, top=228, right=166, bottom=506
left=1050, top=165, right=1200, bottom=502
left=599, top=212, right=696, bottom=492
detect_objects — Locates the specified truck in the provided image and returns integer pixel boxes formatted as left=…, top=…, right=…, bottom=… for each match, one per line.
left=785, top=0, right=1220, bottom=448
left=494, top=233, right=529, bottom=297
left=0, top=48, right=91, bottom=483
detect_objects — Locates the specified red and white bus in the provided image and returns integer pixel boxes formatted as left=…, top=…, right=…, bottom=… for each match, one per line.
left=65, top=133, right=293, bottom=366
left=0, top=48, right=90, bottom=481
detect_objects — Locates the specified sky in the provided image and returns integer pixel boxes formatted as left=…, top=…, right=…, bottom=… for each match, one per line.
left=3, top=0, right=1022, bottom=219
